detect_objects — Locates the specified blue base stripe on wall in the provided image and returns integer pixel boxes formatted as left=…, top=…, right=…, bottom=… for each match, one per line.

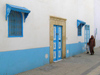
left=0, top=42, right=86, bottom=75
left=0, top=47, right=49, bottom=75
left=66, top=42, right=86, bottom=58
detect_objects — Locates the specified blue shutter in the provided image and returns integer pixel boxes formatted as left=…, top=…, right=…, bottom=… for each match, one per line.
left=8, top=11, right=22, bottom=37
left=85, top=25, right=90, bottom=43
left=78, top=25, right=82, bottom=36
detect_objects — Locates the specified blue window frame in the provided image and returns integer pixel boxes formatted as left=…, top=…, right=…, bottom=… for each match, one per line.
left=77, top=20, right=86, bottom=36
left=8, top=10, right=23, bottom=37
left=84, top=25, right=90, bottom=43
left=78, top=24, right=82, bottom=36
left=6, top=4, right=31, bottom=37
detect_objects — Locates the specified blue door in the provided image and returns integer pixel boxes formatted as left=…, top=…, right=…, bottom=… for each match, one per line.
left=84, top=25, right=90, bottom=44
left=53, top=25, right=62, bottom=62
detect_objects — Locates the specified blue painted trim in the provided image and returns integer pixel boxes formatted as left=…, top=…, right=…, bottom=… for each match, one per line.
left=66, top=42, right=85, bottom=58
left=77, top=20, right=86, bottom=27
left=53, top=25, right=57, bottom=61
left=8, top=14, right=9, bottom=37
left=84, top=25, right=90, bottom=44
left=53, top=25, right=62, bottom=61
left=6, top=4, right=30, bottom=22
left=8, top=12, right=23, bottom=37
left=78, top=24, right=82, bottom=36
left=56, top=26, right=58, bottom=60
left=0, top=47, right=49, bottom=75
left=60, top=26, right=62, bottom=59
left=20, top=12, right=23, bottom=37
left=57, top=26, right=62, bottom=60
left=77, top=20, right=86, bottom=36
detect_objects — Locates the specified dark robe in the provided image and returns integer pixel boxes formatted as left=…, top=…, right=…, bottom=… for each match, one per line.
left=89, top=37, right=95, bottom=54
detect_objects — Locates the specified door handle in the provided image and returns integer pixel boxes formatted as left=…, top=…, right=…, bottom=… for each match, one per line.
left=59, top=40, right=61, bottom=42
left=56, top=33, right=59, bottom=35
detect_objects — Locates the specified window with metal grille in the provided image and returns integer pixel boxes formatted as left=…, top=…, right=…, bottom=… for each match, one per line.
left=8, top=10, right=23, bottom=37
left=84, top=25, right=90, bottom=43
left=78, top=25, right=82, bottom=36
left=85, top=25, right=89, bottom=30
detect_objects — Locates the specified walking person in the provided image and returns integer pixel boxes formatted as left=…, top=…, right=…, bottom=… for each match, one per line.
left=89, top=35, right=95, bottom=55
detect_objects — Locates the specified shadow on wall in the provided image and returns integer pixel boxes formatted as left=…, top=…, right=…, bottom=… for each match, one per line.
left=66, top=42, right=85, bottom=58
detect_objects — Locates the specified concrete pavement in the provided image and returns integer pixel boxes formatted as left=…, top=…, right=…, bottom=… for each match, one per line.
left=16, top=47, right=100, bottom=75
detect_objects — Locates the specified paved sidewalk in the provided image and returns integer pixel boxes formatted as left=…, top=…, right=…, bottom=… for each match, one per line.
left=17, top=47, right=100, bottom=75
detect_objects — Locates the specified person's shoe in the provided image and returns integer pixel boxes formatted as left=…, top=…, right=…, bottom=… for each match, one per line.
left=87, top=52, right=89, bottom=54
left=91, top=53, right=93, bottom=55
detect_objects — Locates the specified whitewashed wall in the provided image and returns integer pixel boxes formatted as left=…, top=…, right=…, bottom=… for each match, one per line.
left=94, top=0, right=100, bottom=48
left=0, top=0, right=94, bottom=51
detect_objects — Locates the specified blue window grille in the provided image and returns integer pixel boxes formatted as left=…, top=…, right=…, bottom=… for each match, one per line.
left=6, top=4, right=31, bottom=37
left=8, top=10, right=23, bottom=37
left=84, top=25, right=90, bottom=43
left=78, top=24, right=82, bottom=36
left=85, top=25, right=89, bottom=30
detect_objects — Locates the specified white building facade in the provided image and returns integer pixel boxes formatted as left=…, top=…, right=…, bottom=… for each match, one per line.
left=0, top=0, right=94, bottom=75
left=94, top=0, right=100, bottom=48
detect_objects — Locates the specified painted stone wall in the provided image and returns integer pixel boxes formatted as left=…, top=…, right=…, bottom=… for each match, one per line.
left=0, top=0, right=94, bottom=74
left=94, top=0, right=100, bottom=48
left=0, top=0, right=94, bottom=52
